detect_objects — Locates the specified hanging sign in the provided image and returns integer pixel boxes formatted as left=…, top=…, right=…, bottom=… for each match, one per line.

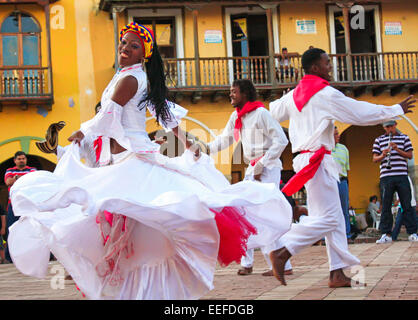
left=384, top=22, right=402, bottom=35
left=204, top=30, right=223, bottom=43
left=296, top=20, right=317, bottom=34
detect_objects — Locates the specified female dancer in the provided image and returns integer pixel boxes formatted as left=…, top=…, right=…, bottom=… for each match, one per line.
left=7, top=23, right=292, bottom=300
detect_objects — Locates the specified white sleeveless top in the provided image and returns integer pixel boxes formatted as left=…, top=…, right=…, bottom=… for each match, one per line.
left=91, top=63, right=187, bottom=155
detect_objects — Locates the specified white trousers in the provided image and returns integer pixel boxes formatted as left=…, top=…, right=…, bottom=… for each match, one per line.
left=241, top=167, right=293, bottom=271
left=280, top=163, right=360, bottom=271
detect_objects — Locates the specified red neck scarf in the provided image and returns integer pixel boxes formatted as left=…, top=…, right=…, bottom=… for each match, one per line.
left=293, top=74, right=329, bottom=112
left=234, top=101, right=265, bottom=141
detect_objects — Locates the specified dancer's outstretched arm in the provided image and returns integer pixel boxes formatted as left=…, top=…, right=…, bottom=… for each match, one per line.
left=324, top=88, right=415, bottom=126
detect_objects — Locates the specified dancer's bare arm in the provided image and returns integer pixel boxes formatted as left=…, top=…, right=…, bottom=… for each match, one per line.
left=110, top=76, right=138, bottom=106
left=69, top=76, right=137, bottom=146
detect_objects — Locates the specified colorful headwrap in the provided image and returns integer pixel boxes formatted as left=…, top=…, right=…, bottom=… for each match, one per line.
left=119, top=22, right=155, bottom=61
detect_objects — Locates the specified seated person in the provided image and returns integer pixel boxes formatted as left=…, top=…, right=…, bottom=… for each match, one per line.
left=348, top=207, right=361, bottom=238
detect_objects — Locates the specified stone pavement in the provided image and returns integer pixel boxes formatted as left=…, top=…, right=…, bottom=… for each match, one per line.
left=0, top=241, right=416, bottom=300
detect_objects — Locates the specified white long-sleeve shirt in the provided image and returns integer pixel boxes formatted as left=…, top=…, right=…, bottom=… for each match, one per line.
left=270, top=85, right=404, bottom=180
left=208, top=107, right=288, bottom=175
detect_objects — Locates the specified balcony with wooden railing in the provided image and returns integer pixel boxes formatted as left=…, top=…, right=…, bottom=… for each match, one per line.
left=0, top=66, right=53, bottom=110
left=163, top=51, right=418, bottom=100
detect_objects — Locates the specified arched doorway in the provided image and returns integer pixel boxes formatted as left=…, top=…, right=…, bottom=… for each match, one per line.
left=0, top=155, right=55, bottom=209
left=340, top=124, right=385, bottom=211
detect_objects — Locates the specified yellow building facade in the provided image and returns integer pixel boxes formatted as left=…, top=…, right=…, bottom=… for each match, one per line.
left=0, top=0, right=417, bottom=213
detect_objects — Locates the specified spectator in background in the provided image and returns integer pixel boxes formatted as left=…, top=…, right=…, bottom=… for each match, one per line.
left=332, top=126, right=354, bottom=240
left=367, top=195, right=381, bottom=228
left=277, top=47, right=298, bottom=82
left=0, top=204, right=7, bottom=264
left=373, top=120, right=418, bottom=243
left=4, top=151, right=36, bottom=262
left=348, top=206, right=361, bottom=235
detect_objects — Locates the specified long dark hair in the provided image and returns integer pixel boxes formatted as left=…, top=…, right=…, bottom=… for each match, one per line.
left=143, top=43, right=171, bottom=125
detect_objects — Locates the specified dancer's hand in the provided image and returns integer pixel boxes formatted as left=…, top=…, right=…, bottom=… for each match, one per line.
left=253, top=173, right=262, bottom=182
left=399, top=95, right=416, bottom=114
left=253, top=162, right=264, bottom=181
left=68, top=130, right=85, bottom=146
left=153, top=137, right=167, bottom=145
left=189, top=143, right=202, bottom=161
left=185, top=138, right=202, bottom=160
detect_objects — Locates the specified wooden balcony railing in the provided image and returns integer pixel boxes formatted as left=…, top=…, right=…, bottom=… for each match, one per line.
left=0, top=66, right=52, bottom=100
left=164, top=56, right=272, bottom=88
left=163, top=51, right=418, bottom=90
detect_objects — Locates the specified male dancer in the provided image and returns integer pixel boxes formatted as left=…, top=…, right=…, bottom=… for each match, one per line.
left=206, top=79, right=292, bottom=276
left=269, top=48, right=415, bottom=287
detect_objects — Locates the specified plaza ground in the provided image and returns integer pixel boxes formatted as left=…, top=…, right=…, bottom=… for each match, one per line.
left=0, top=241, right=416, bottom=300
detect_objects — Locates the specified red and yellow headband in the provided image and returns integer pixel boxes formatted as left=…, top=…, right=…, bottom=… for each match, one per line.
left=119, top=22, right=154, bottom=61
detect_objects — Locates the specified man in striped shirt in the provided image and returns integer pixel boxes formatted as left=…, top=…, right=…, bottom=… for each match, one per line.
left=4, top=151, right=36, bottom=262
left=372, top=120, right=418, bottom=243
left=332, top=127, right=353, bottom=240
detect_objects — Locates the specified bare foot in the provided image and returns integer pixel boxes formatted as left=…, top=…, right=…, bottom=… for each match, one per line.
left=293, top=206, right=308, bottom=222
left=328, top=268, right=367, bottom=288
left=262, top=269, right=293, bottom=276
left=262, top=270, right=273, bottom=276
left=285, top=269, right=293, bottom=275
left=237, top=266, right=253, bottom=276
left=269, top=247, right=292, bottom=285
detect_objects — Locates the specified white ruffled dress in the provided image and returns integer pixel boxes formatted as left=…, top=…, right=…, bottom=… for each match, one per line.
left=8, top=63, right=292, bottom=300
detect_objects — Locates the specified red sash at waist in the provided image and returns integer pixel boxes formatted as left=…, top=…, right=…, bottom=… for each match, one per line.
left=250, top=155, right=263, bottom=167
left=281, top=146, right=331, bottom=196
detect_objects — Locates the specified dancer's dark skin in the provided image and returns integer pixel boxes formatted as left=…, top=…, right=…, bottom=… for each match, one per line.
left=270, top=53, right=415, bottom=288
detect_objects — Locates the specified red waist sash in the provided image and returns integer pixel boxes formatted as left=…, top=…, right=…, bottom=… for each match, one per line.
left=281, top=146, right=331, bottom=196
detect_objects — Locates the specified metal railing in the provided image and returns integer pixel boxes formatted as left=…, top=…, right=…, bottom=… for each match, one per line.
left=163, top=51, right=418, bottom=89
left=0, top=66, right=52, bottom=99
